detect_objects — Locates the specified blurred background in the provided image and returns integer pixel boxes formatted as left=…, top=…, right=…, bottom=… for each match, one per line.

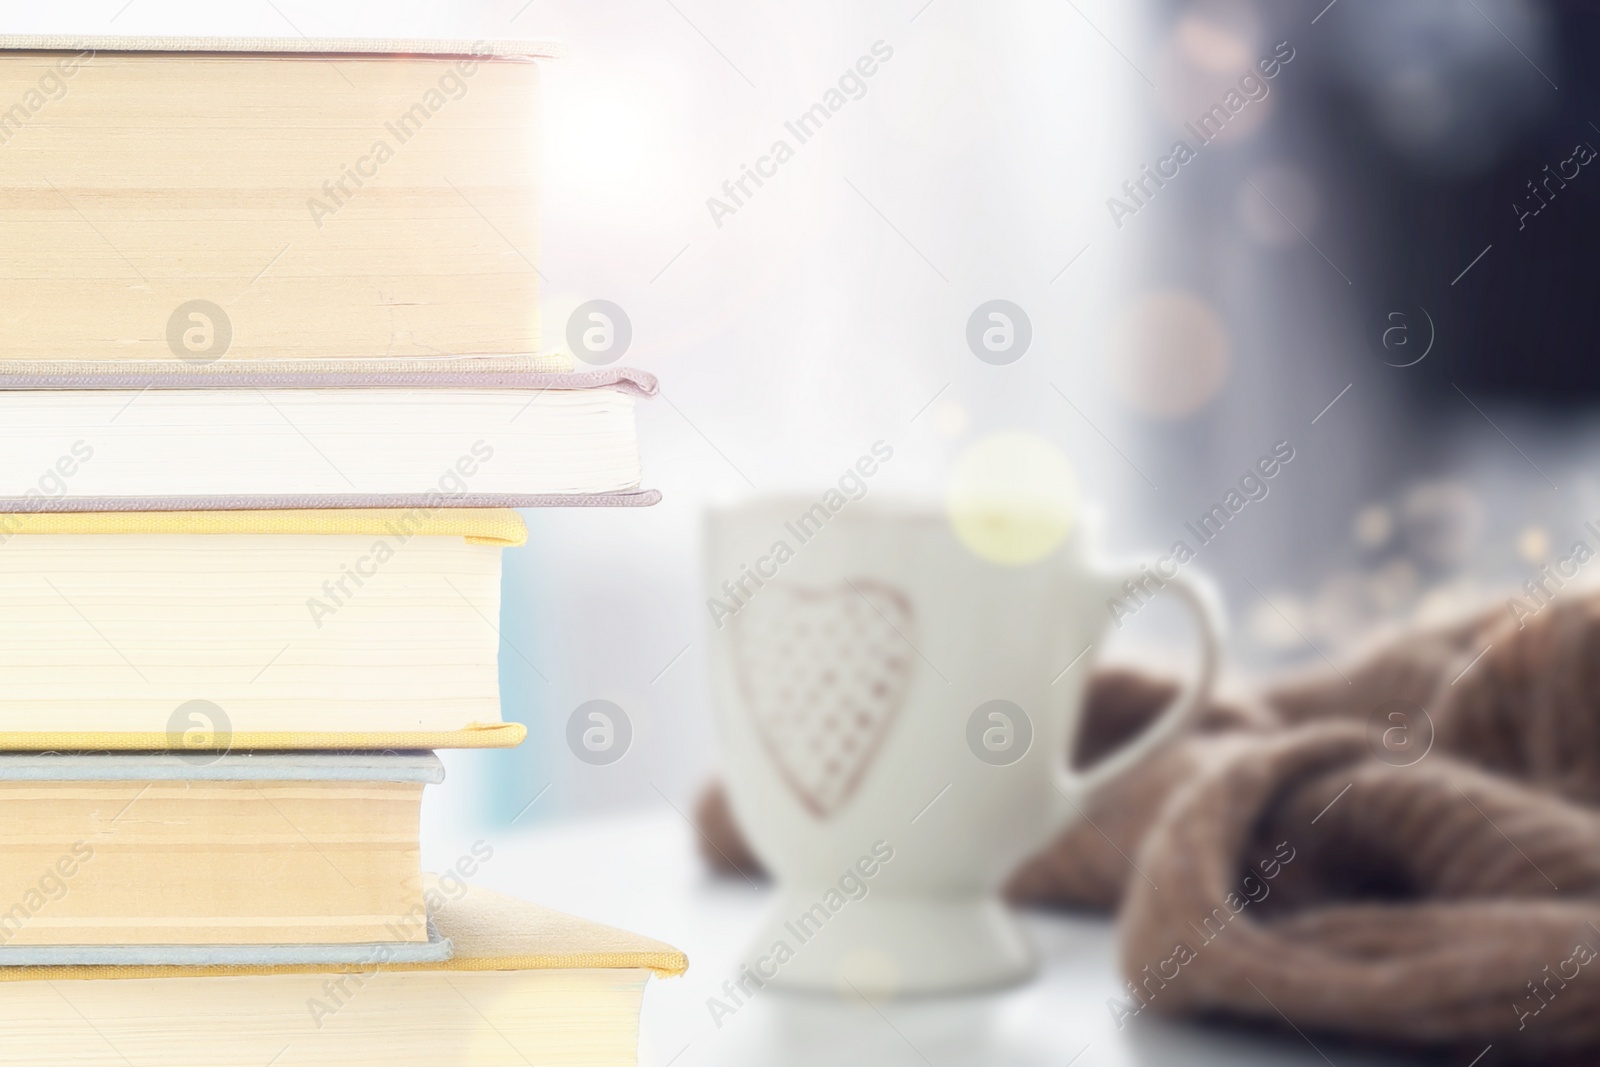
left=476, top=0, right=1590, bottom=836
left=27, top=1, right=1600, bottom=1061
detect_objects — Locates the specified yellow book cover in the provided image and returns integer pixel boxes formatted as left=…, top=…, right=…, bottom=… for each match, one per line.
left=0, top=879, right=688, bottom=1065
left=0, top=509, right=529, bottom=750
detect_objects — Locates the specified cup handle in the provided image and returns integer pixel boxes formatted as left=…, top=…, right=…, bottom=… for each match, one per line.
left=1052, top=567, right=1223, bottom=812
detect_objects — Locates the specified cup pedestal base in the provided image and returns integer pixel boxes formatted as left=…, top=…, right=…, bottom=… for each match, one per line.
left=742, top=891, right=1036, bottom=996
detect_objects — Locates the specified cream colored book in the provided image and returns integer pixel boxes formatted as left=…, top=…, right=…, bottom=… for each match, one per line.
left=0, top=36, right=559, bottom=369
left=0, top=752, right=442, bottom=950
left=0, top=879, right=687, bottom=1065
left=0, top=509, right=528, bottom=749
left=0, top=368, right=657, bottom=508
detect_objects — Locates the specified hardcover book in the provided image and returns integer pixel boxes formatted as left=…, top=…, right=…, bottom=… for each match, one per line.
left=0, top=508, right=528, bottom=748
left=0, top=36, right=560, bottom=368
left=0, top=879, right=687, bottom=1066
left=0, top=367, right=658, bottom=509
left=0, top=752, right=444, bottom=951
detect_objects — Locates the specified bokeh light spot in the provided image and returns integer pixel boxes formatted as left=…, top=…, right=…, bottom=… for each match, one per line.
left=1111, top=290, right=1231, bottom=418
left=946, top=432, right=1078, bottom=566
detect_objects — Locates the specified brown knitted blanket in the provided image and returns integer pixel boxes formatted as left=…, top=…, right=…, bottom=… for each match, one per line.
left=694, top=592, right=1600, bottom=1064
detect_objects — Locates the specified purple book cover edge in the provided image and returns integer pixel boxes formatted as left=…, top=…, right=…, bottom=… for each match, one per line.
left=0, top=367, right=660, bottom=398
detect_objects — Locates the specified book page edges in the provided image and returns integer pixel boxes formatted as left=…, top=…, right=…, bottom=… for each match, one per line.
left=0, top=508, right=528, bottom=546
left=0, top=36, right=566, bottom=60
left=0, top=882, right=688, bottom=981
left=0, top=722, right=526, bottom=751
left=0, top=354, right=578, bottom=378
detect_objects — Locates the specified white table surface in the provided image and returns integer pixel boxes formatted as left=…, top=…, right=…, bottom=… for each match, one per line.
left=427, top=811, right=1439, bottom=1067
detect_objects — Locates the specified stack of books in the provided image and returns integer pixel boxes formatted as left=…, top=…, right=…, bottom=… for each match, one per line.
left=0, top=35, right=682, bottom=1065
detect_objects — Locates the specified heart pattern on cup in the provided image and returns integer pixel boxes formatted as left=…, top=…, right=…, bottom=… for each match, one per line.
left=730, top=580, right=917, bottom=818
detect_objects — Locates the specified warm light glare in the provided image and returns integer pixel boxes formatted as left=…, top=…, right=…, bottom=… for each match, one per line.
left=946, top=432, right=1079, bottom=566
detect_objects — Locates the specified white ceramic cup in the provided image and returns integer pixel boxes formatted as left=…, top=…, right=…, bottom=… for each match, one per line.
left=704, top=497, right=1223, bottom=995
